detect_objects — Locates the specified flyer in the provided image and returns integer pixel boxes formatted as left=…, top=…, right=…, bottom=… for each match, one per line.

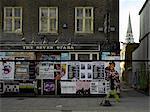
left=38, top=62, right=54, bottom=79
left=68, top=62, right=80, bottom=80
left=60, top=62, right=68, bottom=80
left=43, top=79, right=55, bottom=95
left=93, top=62, right=105, bottom=79
left=60, top=81, right=76, bottom=94
left=0, top=57, right=15, bottom=80
left=90, top=81, right=106, bottom=94
left=80, top=62, right=93, bottom=80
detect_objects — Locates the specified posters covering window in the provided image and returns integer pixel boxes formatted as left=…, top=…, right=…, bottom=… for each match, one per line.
left=38, top=62, right=54, bottom=79
left=93, top=62, right=105, bottom=79
left=43, top=79, right=55, bottom=95
left=60, top=81, right=76, bottom=94
left=0, top=57, right=15, bottom=80
left=80, top=62, right=93, bottom=80
left=60, top=62, right=68, bottom=80
left=68, top=62, right=80, bottom=80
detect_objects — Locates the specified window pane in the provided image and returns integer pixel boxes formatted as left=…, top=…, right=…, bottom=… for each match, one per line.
left=77, top=8, right=83, bottom=17
left=5, top=19, right=12, bottom=31
left=14, top=8, right=21, bottom=17
left=6, top=8, right=12, bottom=17
left=41, top=18, right=48, bottom=32
left=41, top=8, right=48, bottom=17
left=14, top=19, right=21, bottom=31
left=85, top=9, right=92, bottom=17
left=85, top=19, right=91, bottom=32
left=92, top=54, right=97, bottom=60
left=49, top=19, right=56, bottom=32
left=77, top=19, right=83, bottom=31
left=49, top=8, right=56, bottom=17
left=78, top=54, right=90, bottom=60
left=71, top=54, right=75, bottom=60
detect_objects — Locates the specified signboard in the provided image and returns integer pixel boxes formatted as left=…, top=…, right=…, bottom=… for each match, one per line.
left=80, top=62, right=93, bottom=80
left=0, top=57, right=15, bottom=80
left=60, top=81, right=76, bottom=94
left=0, top=81, right=4, bottom=94
left=38, top=62, right=54, bottom=79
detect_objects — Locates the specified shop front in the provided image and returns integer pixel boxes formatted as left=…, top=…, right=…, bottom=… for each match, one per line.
left=0, top=43, right=120, bottom=96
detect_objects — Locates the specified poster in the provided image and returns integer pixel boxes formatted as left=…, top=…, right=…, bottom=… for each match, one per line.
left=0, top=57, right=15, bottom=80
left=54, top=63, right=61, bottom=80
left=15, top=57, right=29, bottom=80
left=43, top=79, right=55, bottom=95
left=76, top=80, right=90, bottom=95
left=80, top=62, right=93, bottom=80
left=60, top=81, right=76, bottom=94
left=38, top=62, right=54, bottom=79
left=90, top=81, right=106, bottom=94
left=61, top=62, right=68, bottom=80
left=93, top=62, right=105, bottom=79
left=68, top=62, right=80, bottom=80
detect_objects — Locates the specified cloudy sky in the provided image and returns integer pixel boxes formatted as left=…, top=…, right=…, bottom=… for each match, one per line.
left=120, top=0, right=146, bottom=43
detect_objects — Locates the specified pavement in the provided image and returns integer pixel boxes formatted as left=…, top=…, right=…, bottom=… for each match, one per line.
left=0, top=82, right=150, bottom=112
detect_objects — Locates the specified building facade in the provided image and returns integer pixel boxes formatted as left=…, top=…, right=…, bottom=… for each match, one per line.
left=132, top=0, right=150, bottom=95
left=0, top=0, right=119, bottom=96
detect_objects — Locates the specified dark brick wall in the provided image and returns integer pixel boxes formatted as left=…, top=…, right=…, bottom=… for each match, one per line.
left=0, top=0, right=119, bottom=44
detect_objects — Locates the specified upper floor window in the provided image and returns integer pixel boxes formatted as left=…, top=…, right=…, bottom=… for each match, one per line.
left=4, top=7, right=22, bottom=33
left=39, top=7, right=58, bottom=33
left=75, top=7, right=93, bottom=33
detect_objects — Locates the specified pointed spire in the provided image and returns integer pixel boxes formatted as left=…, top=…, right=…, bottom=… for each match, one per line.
left=126, top=13, right=133, bottom=36
left=125, top=13, right=134, bottom=43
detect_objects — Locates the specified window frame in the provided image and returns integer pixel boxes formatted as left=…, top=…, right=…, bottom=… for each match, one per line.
left=4, top=7, right=22, bottom=33
left=75, top=7, right=94, bottom=34
left=39, top=7, right=58, bottom=34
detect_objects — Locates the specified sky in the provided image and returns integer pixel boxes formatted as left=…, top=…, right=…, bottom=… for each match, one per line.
left=120, top=0, right=146, bottom=43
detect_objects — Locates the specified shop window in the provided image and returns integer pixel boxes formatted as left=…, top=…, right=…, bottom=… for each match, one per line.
left=71, top=54, right=75, bottom=60
left=78, top=54, right=90, bottom=60
left=92, top=54, right=97, bottom=60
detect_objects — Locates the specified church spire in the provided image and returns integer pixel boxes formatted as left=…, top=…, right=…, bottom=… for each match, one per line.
left=126, top=13, right=134, bottom=43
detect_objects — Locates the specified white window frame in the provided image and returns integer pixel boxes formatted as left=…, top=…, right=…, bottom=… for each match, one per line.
left=75, top=7, right=93, bottom=33
left=4, top=7, right=22, bottom=33
left=39, top=7, right=58, bottom=34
